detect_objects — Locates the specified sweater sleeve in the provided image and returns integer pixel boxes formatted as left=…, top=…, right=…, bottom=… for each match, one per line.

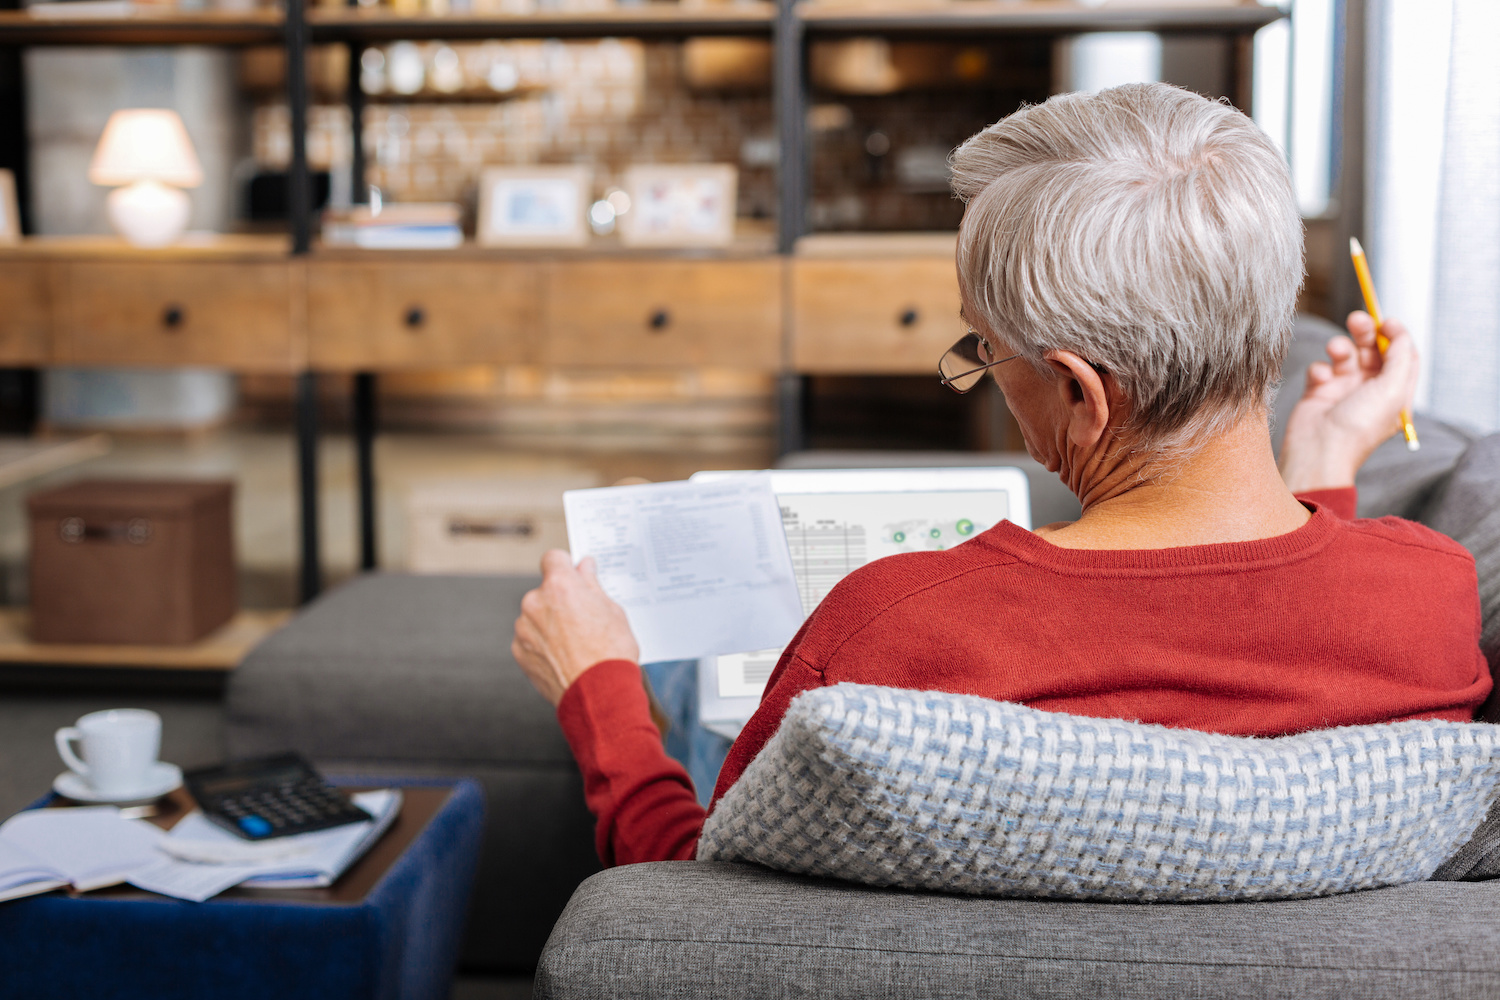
left=1295, top=486, right=1358, bottom=520
left=555, top=658, right=704, bottom=866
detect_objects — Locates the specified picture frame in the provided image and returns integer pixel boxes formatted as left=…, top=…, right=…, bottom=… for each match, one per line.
left=619, top=164, right=737, bottom=249
left=476, top=165, right=591, bottom=248
left=0, top=170, right=18, bottom=244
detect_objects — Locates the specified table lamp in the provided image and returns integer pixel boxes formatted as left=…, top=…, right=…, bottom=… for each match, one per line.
left=88, top=109, right=203, bottom=248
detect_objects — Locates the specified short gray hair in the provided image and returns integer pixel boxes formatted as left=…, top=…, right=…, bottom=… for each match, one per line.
left=951, top=82, right=1304, bottom=455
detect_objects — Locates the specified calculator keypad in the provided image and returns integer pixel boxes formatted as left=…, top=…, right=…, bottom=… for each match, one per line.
left=186, top=754, right=374, bottom=841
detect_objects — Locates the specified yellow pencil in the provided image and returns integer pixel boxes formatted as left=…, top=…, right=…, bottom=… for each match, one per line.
left=1349, top=237, right=1419, bottom=452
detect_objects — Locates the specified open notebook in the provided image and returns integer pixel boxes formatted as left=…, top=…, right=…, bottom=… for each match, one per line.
left=0, top=806, right=164, bottom=901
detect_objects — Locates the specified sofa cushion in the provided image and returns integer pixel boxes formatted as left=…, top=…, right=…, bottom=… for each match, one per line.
left=698, top=684, right=1500, bottom=901
left=535, top=861, right=1500, bottom=1000
left=1422, top=432, right=1500, bottom=680
left=227, top=572, right=571, bottom=767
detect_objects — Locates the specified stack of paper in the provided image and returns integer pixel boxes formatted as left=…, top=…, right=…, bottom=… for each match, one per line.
left=129, top=790, right=403, bottom=902
left=0, top=790, right=402, bottom=905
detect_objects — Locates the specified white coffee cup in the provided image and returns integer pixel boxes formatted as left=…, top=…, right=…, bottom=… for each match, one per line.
left=54, top=708, right=162, bottom=797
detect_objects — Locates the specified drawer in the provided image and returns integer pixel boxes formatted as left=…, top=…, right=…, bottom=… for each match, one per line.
left=0, top=261, right=52, bottom=364
left=791, top=257, right=964, bottom=374
left=544, top=260, right=781, bottom=369
left=55, top=261, right=297, bottom=370
left=308, top=261, right=540, bottom=369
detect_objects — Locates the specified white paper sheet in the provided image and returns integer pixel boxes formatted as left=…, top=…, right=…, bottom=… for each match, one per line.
left=127, top=790, right=403, bottom=900
left=127, top=856, right=269, bottom=903
left=563, top=475, right=805, bottom=663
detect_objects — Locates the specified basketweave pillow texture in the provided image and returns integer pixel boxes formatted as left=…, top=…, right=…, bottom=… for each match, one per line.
left=697, top=684, right=1500, bottom=901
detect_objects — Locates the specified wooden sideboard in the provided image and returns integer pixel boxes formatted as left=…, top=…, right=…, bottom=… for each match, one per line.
left=0, top=231, right=966, bottom=597
left=0, top=232, right=962, bottom=375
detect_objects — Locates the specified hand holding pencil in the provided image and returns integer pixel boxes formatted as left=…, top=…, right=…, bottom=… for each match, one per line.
left=1349, top=237, right=1420, bottom=452
left=1277, top=258, right=1420, bottom=494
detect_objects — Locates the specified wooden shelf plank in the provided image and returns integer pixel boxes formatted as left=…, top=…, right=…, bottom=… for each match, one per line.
left=0, top=435, right=111, bottom=492
left=307, top=4, right=776, bottom=41
left=311, top=222, right=778, bottom=260
left=0, top=609, right=291, bottom=670
left=795, top=231, right=957, bottom=257
left=0, top=9, right=283, bottom=46
left=799, top=0, right=1285, bottom=35
left=0, top=233, right=292, bottom=261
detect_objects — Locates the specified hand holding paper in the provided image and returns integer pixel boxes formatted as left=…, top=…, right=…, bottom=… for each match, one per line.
left=561, top=474, right=805, bottom=665
left=511, top=551, right=641, bottom=705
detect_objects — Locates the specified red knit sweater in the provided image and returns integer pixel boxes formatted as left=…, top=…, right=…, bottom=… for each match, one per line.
left=556, top=489, right=1492, bottom=866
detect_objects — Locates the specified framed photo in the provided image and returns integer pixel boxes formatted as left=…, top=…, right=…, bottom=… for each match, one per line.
left=0, top=170, right=18, bottom=244
left=477, top=165, right=591, bottom=248
left=620, top=164, right=737, bottom=249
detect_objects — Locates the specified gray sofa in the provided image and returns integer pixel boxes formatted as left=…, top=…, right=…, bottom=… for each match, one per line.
left=536, top=862, right=1500, bottom=999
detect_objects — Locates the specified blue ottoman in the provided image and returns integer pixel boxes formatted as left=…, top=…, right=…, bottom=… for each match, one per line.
left=0, top=778, right=484, bottom=1000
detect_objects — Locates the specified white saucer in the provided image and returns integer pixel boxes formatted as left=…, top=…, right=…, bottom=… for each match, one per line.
left=53, top=762, right=183, bottom=806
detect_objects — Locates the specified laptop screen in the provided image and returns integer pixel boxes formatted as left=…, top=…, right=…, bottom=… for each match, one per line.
left=689, top=467, right=1031, bottom=736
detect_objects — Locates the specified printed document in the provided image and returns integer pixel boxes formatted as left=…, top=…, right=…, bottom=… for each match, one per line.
left=128, top=789, right=403, bottom=902
left=564, top=475, right=805, bottom=663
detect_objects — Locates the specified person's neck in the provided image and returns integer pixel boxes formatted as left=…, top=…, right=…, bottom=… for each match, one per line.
left=1035, top=414, right=1312, bottom=550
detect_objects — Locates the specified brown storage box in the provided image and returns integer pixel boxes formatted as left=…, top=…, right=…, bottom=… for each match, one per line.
left=28, top=480, right=237, bottom=645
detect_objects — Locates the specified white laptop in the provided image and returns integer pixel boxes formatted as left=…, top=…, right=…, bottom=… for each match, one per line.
left=688, top=467, right=1031, bottom=739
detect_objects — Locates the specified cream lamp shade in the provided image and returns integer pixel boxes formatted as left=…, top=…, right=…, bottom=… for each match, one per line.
left=88, top=109, right=203, bottom=188
left=89, top=109, right=203, bottom=247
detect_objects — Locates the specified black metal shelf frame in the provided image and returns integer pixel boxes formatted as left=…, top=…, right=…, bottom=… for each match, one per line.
left=0, top=1, right=1285, bottom=601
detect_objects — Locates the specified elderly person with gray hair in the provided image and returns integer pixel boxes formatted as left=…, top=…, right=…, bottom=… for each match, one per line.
left=513, top=83, right=1491, bottom=867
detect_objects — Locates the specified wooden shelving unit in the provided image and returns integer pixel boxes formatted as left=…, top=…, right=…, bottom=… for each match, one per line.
left=307, top=3, right=775, bottom=40
left=0, top=0, right=1286, bottom=602
left=798, top=0, right=1280, bottom=34
left=0, top=1, right=1282, bottom=44
left=0, top=8, right=282, bottom=45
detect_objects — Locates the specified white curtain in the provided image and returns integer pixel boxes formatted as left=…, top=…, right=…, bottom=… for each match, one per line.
left=1367, top=0, right=1500, bottom=432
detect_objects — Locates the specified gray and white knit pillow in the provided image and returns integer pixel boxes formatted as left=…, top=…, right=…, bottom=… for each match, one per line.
left=697, top=683, right=1500, bottom=901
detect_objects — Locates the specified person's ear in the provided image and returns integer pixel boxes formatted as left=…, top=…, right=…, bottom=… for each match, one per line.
left=1043, top=349, right=1113, bottom=451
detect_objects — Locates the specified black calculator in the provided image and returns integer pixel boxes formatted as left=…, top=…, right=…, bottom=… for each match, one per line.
left=184, top=752, right=373, bottom=841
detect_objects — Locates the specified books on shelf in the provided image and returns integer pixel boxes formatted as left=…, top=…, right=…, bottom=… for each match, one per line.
left=322, top=203, right=464, bottom=250
left=26, top=2, right=137, bottom=19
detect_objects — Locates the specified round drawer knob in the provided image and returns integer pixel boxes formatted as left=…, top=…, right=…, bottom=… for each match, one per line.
left=648, top=309, right=671, bottom=332
left=404, top=306, right=426, bottom=329
left=162, top=305, right=185, bottom=329
left=898, top=308, right=919, bottom=328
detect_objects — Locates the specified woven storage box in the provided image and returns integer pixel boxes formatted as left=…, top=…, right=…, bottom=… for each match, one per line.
left=406, top=474, right=599, bottom=575
left=28, top=479, right=236, bottom=644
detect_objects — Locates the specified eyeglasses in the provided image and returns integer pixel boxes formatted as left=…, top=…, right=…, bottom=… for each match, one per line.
left=938, top=331, right=1020, bottom=393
